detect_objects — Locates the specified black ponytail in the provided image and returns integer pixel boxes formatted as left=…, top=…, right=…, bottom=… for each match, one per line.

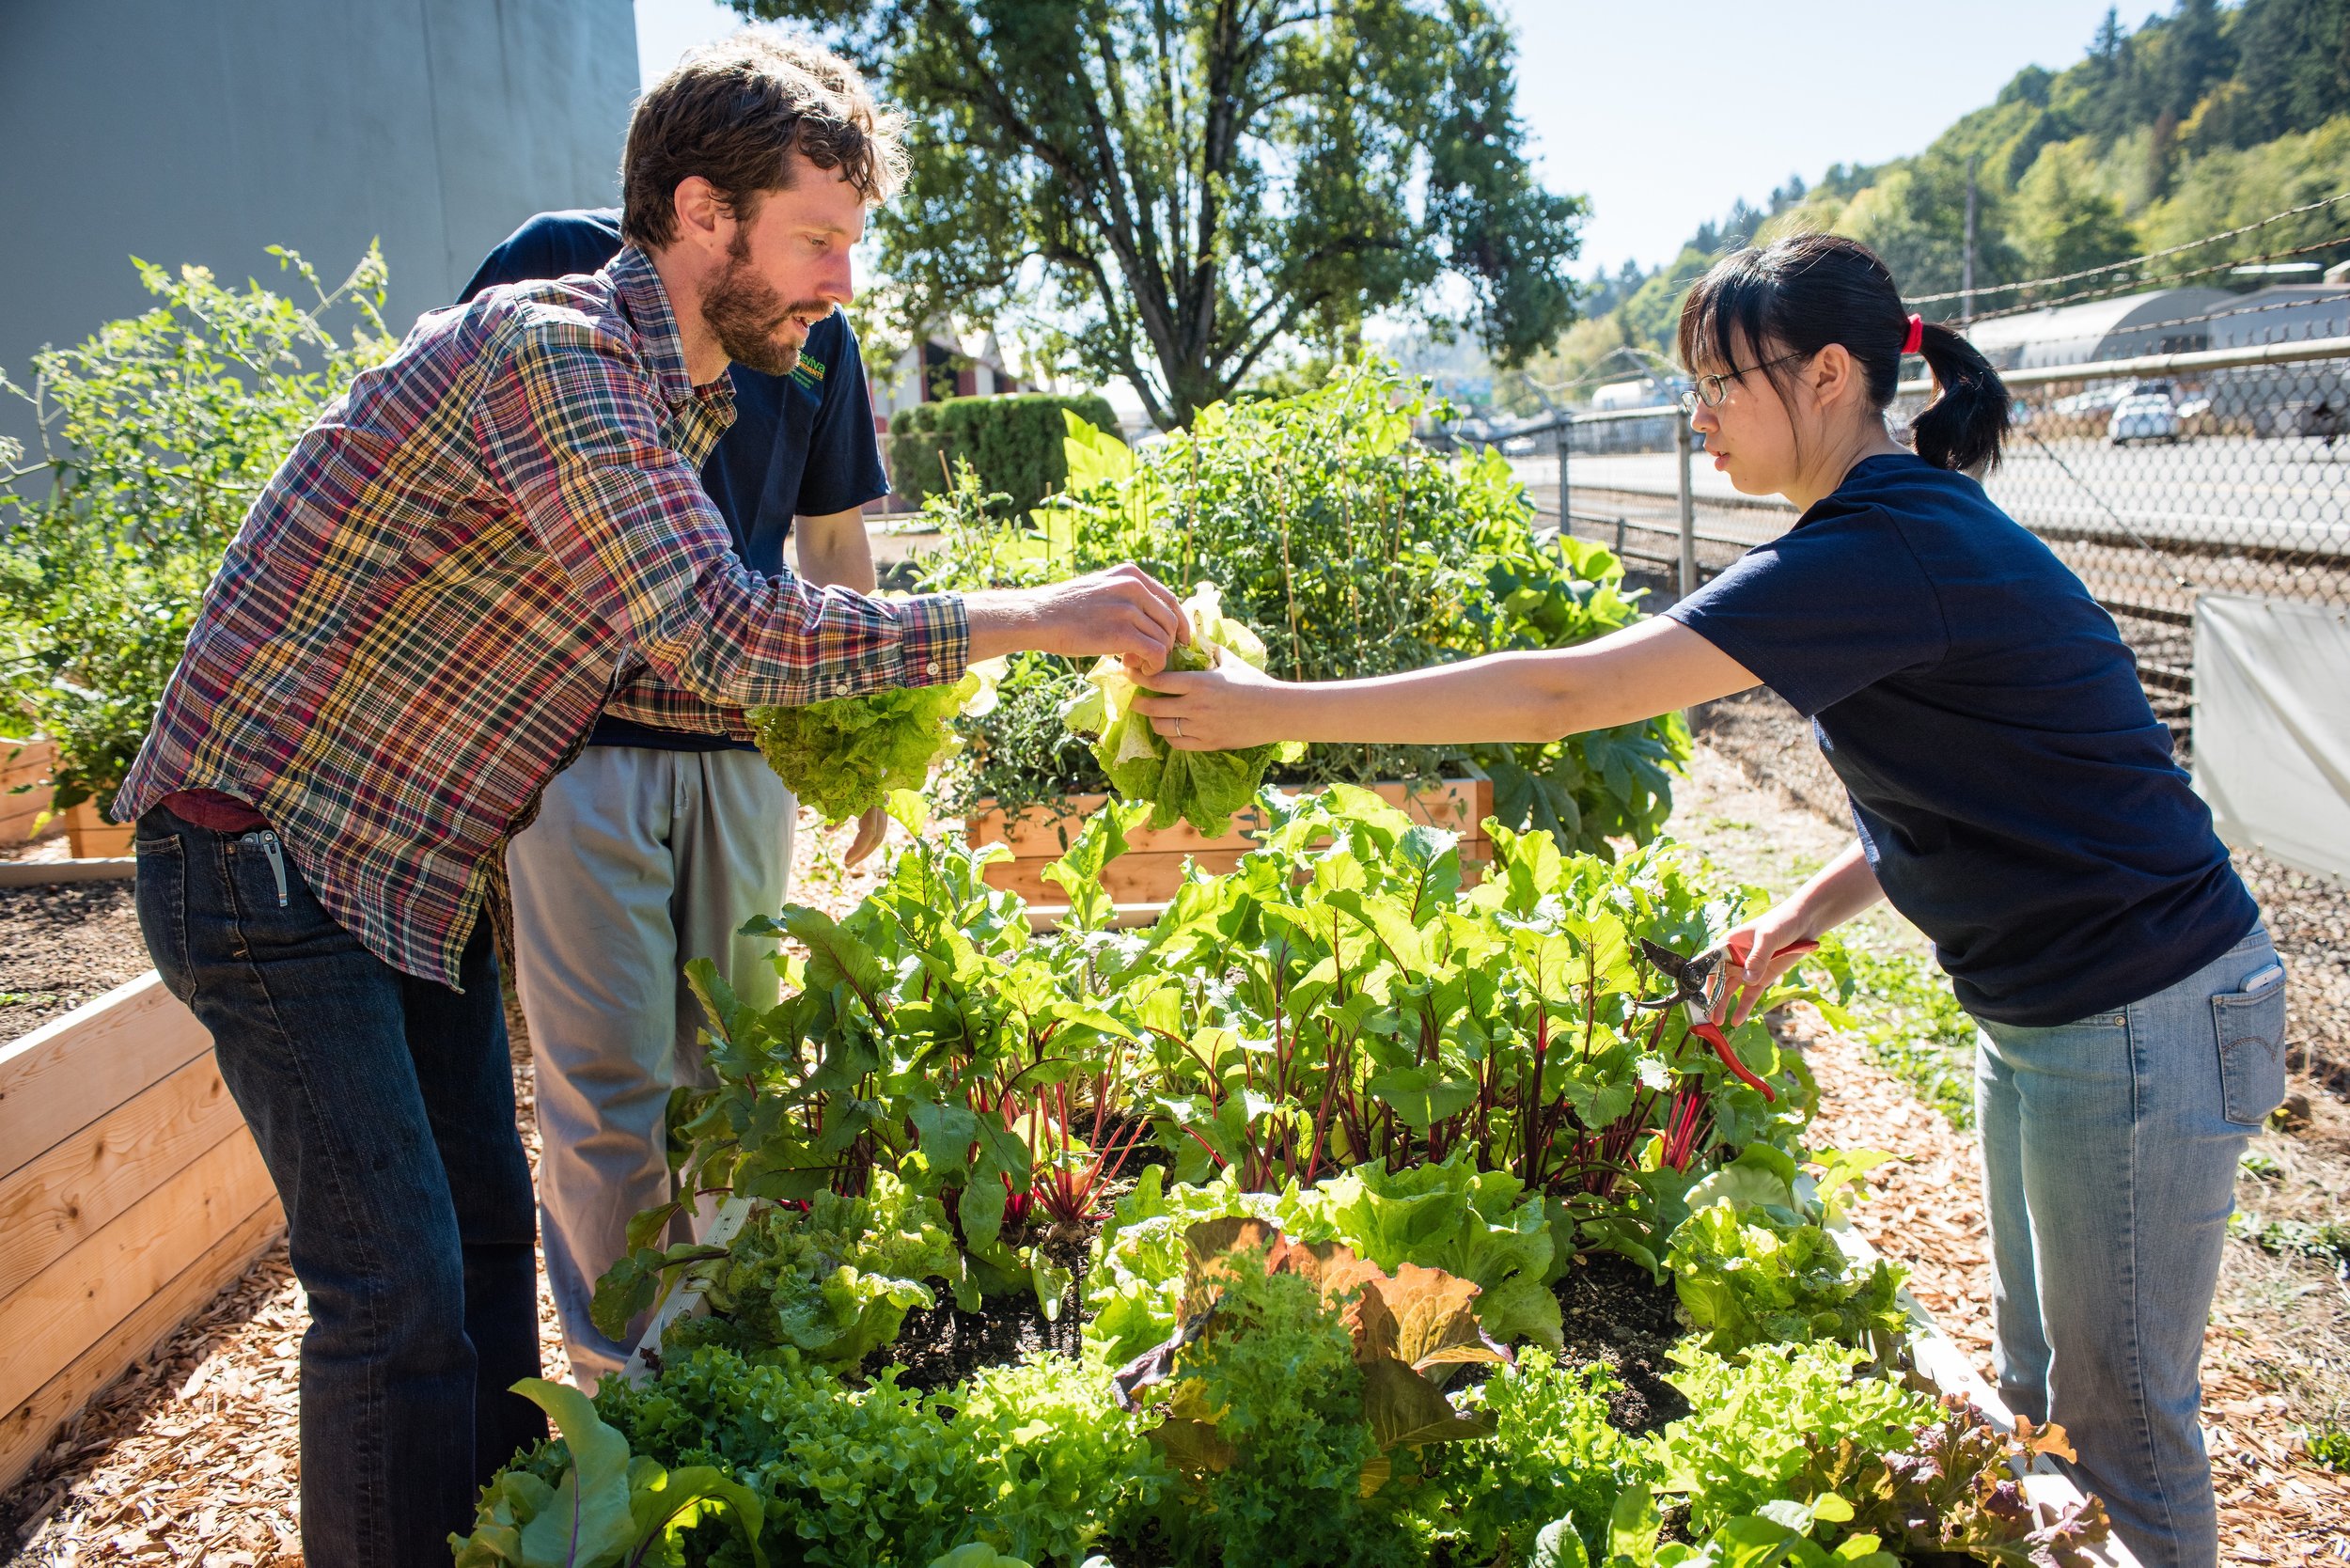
left=1909, top=319, right=2011, bottom=474
left=1677, top=231, right=2012, bottom=475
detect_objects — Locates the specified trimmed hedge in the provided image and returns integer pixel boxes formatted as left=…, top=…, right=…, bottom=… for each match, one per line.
left=886, top=391, right=1119, bottom=513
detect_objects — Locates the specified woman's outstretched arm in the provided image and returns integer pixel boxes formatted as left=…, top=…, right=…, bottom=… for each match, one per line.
left=1129, top=616, right=1762, bottom=750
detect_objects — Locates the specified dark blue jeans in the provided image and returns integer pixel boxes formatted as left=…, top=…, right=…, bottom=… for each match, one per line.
left=133, top=806, right=543, bottom=1565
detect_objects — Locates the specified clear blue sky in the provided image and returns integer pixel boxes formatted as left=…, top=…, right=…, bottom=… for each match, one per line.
left=634, top=0, right=2131, bottom=273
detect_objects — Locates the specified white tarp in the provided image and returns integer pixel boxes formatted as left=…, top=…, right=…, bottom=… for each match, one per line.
left=2192, top=592, right=2350, bottom=885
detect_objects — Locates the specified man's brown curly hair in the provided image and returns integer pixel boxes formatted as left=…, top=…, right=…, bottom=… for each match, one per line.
left=620, top=29, right=906, bottom=251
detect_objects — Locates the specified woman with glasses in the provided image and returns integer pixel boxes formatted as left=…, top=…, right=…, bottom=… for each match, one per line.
left=1133, top=231, right=2280, bottom=1568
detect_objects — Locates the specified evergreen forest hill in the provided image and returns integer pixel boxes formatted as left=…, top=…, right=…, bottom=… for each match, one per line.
left=1512, top=0, right=2350, bottom=406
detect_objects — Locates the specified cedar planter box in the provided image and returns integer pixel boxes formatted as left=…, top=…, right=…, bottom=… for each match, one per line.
left=63, top=799, right=134, bottom=860
left=966, top=777, right=1494, bottom=912
left=0, top=974, right=280, bottom=1493
left=1, top=737, right=61, bottom=848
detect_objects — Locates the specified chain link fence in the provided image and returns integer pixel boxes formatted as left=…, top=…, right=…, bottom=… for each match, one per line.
left=1488, top=328, right=2350, bottom=1079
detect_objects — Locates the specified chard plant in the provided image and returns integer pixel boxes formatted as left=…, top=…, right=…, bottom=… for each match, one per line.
left=643, top=784, right=1838, bottom=1324
left=659, top=792, right=1148, bottom=1307
left=1118, top=786, right=1825, bottom=1274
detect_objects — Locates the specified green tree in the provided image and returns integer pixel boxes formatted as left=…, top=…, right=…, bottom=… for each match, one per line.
left=2010, top=137, right=2139, bottom=284
left=1833, top=161, right=2021, bottom=314
left=733, top=0, right=1585, bottom=429
left=2228, top=0, right=2350, bottom=144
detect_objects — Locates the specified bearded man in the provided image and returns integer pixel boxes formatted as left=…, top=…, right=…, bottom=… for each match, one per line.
left=114, top=28, right=1182, bottom=1563
left=456, top=32, right=905, bottom=1391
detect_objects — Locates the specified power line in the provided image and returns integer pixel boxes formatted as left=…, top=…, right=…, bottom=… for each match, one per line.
left=1902, top=189, right=2350, bottom=308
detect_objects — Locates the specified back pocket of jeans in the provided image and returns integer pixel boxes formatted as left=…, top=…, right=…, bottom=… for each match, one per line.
left=2212, top=973, right=2288, bottom=1127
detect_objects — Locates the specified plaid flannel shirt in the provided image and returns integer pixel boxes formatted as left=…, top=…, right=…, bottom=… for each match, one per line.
left=116, top=246, right=967, bottom=987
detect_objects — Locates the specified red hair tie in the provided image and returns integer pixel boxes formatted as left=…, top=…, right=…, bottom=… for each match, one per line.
left=1901, top=314, right=1925, bottom=355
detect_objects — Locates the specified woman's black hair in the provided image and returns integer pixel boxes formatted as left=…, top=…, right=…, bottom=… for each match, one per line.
left=1675, top=231, right=2012, bottom=474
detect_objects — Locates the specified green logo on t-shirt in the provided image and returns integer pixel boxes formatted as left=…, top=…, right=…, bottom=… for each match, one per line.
left=792, top=352, right=827, bottom=393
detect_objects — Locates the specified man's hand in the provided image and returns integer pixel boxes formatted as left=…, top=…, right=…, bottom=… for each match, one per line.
left=1129, top=657, right=1289, bottom=751
left=964, top=564, right=1187, bottom=671
left=843, top=804, right=887, bottom=866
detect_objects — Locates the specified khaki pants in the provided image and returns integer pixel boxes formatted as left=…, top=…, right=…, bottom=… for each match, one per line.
left=505, top=745, right=792, bottom=1382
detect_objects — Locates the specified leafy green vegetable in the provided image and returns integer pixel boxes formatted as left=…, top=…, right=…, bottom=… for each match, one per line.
left=1061, top=581, right=1301, bottom=835
left=598, top=1175, right=964, bottom=1372
left=1109, top=1220, right=1483, bottom=1568
left=1602, top=1483, right=1902, bottom=1568
left=933, top=1355, right=1170, bottom=1565
left=926, top=1547, right=1032, bottom=1568
left=747, top=658, right=1000, bottom=824
left=1421, top=1347, right=1640, bottom=1566
left=1663, top=1147, right=1908, bottom=1360
left=449, top=1377, right=767, bottom=1568
left=1799, top=1400, right=2115, bottom=1568
left=1305, top=1152, right=1562, bottom=1349
left=1645, top=1343, right=1938, bottom=1535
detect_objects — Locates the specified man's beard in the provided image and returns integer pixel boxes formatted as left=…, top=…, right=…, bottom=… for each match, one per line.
left=699, top=234, right=828, bottom=377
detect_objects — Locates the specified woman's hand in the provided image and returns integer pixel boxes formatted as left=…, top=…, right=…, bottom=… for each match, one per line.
left=1715, top=902, right=1825, bottom=1027
left=1714, top=839, right=1887, bottom=1027
left=1129, top=656, right=1289, bottom=751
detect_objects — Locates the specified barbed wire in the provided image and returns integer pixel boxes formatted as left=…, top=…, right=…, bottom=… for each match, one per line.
left=1951, top=230, right=2350, bottom=327
left=2029, top=286, right=2350, bottom=349
left=1903, top=189, right=2350, bottom=308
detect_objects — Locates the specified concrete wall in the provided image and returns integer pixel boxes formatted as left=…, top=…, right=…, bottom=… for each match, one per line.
left=0, top=0, right=636, bottom=445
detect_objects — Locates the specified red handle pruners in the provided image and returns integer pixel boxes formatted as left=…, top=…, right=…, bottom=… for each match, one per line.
left=1633, top=933, right=1820, bottom=1103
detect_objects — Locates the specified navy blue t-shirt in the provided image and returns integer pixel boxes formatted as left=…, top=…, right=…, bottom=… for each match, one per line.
left=460, top=208, right=890, bottom=750
left=1666, top=452, right=2256, bottom=1027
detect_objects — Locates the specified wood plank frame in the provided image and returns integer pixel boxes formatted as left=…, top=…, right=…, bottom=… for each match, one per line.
left=1, top=737, right=60, bottom=847
left=0, top=971, right=281, bottom=1493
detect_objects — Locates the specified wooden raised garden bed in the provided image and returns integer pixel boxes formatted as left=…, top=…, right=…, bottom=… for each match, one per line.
left=966, top=776, right=1494, bottom=911
left=0, top=974, right=278, bottom=1492
left=1, top=738, right=60, bottom=849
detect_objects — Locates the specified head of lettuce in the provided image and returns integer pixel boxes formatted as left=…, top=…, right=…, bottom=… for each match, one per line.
left=1061, top=584, right=1303, bottom=836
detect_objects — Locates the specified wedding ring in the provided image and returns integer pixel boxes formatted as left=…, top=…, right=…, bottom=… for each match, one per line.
left=1171, top=718, right=1183, bottom=739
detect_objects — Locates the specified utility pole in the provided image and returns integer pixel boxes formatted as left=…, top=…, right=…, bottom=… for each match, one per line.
left=1962, top=155, right=1979, bottom=325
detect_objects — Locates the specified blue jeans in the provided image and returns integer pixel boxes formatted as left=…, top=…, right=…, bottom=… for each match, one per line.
left=1975, top=923, right=2286, bottom=1568
left=133, top=806, right=544, bottom=1565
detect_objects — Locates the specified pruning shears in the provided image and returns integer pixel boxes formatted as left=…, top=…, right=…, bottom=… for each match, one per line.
left=1634, top=933, right=1820, bottom=1104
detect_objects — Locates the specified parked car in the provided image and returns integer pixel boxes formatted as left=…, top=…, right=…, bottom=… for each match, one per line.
left=2108, top=390, right=2181, bottom=445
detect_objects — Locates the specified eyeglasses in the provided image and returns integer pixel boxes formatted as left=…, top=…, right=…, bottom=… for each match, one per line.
left=1678, top=351, right=1810, bottom=413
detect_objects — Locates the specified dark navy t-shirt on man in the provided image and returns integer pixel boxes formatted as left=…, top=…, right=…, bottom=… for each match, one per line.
left=1666, top=451, right=2256, bottom=1027
left=460, top=209, right=890, bottom=750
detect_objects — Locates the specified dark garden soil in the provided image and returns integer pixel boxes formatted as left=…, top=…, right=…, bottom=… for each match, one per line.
left=889, top=1291, right=1068, bottom=1392
left=1551, top=1253, right=1689, bottom=1434
left=0, top=878, right=149, bottom=1045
